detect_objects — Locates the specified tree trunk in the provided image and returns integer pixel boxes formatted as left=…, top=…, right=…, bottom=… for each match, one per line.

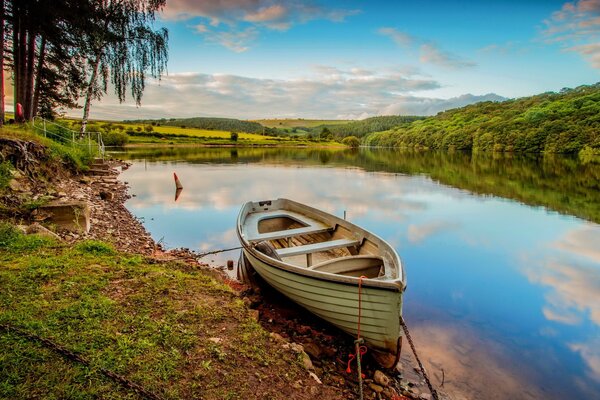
left=24, top=30, right=37, bottom=120
left=17, top=15, right=27, bottom=121
left=12, top=3, right=20, bottom=119
left=31, top=35, right=46, bottom=118
left=0, top=0, right=5, bottom=126
left=80, top=54, right=101, bottom=136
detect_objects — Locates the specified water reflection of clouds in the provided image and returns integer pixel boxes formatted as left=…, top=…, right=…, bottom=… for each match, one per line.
left=122, top=163, right=432, bottom=218
left=407, top=221, right=459, bottom=244
left=570, top=340, right=600, bottom=385
left=526, top=225, right=600, bottom=328
left=525, top=225, right=600, bottom=387
left=554, top=225, right=600, bottom=264
left=408, top=321, right=544, bottom=400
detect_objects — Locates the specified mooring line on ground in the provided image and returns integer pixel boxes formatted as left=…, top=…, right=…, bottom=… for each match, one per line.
left=0, top=323, right=166, bottom=400
left=399, top=316, right=440, bottom=400
left=193, top=246, right=243, bottom=258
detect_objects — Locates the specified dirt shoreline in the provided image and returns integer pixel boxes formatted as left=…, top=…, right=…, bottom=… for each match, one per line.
left=40, top=157, right=438, bottom=400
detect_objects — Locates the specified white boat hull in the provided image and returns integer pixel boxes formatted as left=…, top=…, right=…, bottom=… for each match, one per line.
left=244, top=249, right=402, bottom=353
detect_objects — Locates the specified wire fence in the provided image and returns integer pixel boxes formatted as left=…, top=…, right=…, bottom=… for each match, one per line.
left=30, top=117, right=105, bottom=159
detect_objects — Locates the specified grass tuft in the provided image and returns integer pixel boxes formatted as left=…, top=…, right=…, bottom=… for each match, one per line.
left=75, top=240, right=115, bottom=255
left=0, top=222, right=55, bottom=251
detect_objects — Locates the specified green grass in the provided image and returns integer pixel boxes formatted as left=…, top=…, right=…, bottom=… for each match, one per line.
left=1, top=124, right=93, bottom=171
left=0, top=228, right=308, bottom=399
left=253, top=119, right=352, bottom=128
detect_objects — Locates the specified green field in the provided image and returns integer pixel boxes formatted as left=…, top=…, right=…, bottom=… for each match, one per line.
left=252, top=119, right=352, bottom=128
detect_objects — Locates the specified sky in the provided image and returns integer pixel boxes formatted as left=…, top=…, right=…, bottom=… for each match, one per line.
left=75, top=0, right=600, bottom=120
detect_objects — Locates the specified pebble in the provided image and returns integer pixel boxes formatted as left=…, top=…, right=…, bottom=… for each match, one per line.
left=374, top=370, right=390, bottom=387
left=368, top=383, right=384, bottom=393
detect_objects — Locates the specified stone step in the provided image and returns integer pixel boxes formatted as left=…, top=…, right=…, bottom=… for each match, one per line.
left=90, top=163, right=110, bottom=170
left=38, top=201, right=90, bottom=233
left=85, top=168, right=113, bottom=176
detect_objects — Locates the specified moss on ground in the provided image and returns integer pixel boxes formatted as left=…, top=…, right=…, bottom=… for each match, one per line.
left=0, top=225, right=312, bottom=399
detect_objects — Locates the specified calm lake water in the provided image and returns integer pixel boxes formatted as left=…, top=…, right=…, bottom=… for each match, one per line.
left=115, top=147, right=600, bottom=400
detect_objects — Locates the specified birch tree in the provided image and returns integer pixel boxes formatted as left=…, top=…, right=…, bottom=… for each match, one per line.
left=79, top=0, right=168, bottom=135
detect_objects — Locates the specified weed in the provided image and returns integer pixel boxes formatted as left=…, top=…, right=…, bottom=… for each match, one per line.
left=0, top=161, right=12, bottom=190
left=0, top=222, right=54, bottom=251
left=75, top=240, right=115, bottom=255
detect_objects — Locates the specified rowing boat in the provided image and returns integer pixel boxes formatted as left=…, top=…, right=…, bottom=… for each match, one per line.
left=236, top=198, right=406, bottom=361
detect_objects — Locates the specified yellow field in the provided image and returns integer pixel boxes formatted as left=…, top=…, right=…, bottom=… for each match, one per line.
left=140, top=124, right=268, bottom=140
left=252, top=119, right=352, bottom=128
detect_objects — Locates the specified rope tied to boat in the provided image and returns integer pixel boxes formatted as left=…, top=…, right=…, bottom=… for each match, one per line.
left=346, top=275, right=369, bottom=400
left=193, top=246, right=243, bottom=259
left=399, top=316, right=440, bottom=400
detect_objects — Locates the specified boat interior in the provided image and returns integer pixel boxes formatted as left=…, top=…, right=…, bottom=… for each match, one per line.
left=243, top=205, right=395, bottom=279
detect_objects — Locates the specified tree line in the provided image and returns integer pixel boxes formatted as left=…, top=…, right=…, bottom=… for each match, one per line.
left=363, top=84, right=600, bottom=154
left=126, top=117, right=265, bottom=134
left=0, top=0, right=168, bottom=134
left=309, top=116, right=424, bottom=139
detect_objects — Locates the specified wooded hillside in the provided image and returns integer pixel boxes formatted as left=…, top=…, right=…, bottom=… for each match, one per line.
left=364, top=84, right=600, bottom=154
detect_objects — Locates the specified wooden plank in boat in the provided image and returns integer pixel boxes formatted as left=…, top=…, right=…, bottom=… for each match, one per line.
left=276, top=238, right=361, bottom=257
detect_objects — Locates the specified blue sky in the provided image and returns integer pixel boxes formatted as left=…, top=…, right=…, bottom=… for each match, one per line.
left=86, top=0, right=600, bottom=120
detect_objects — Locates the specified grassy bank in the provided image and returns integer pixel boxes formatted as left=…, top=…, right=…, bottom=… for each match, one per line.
left=0, top=124, right=95, bottom=172
left=0, top=226, right=320, bottom=399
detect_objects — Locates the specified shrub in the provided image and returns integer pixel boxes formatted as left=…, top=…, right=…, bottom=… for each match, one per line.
left=342, top=136, right=360, bottom=148
left=102, top=131, right=129, bottom=147
left=230, top=131, right=239, bottom=142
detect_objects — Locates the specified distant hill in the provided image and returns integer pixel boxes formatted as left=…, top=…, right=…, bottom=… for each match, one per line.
left=311, top=115, right=425, bottom=139
left=364, top=83, right=600, bottom=154
left=125, top=117, right=265, bottom=134
left=253, top=119, right=351, bottom=129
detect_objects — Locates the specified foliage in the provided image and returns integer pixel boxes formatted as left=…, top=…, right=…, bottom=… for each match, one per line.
left=74, top=240, right=115, bottom=255
left=101, top=131, right=129, bottom=147
left=230, top=131, right=239, bottom=142
left=127, top=117, right=265, bottom=134
left=0, top=222, right=55, bottom=251
left=364, top=84, right=600, bottom=154
left=312, top=116, right=425, bottom=139
left=342, top=136, right=360, bottom=148
left=0, top=161, right=12, bottom=190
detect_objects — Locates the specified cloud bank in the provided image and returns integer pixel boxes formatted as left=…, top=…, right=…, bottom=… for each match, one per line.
left=78, top=69, right=505, bottom=120
left=544, top=0, right=600, bottom=68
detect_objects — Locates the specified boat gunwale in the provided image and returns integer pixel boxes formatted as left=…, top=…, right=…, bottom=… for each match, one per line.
left=236, top=198, right=406, bottom=292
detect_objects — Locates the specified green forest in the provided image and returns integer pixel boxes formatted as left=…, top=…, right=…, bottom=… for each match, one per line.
left=126, top=117, right=265, bottom=133
left=363, top=83, right=600, bottom=154
left=310, top=116, right=424, bottom=139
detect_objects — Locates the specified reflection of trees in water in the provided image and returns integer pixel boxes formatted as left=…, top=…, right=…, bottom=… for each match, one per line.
left=119, top=147, right=600, bottom=223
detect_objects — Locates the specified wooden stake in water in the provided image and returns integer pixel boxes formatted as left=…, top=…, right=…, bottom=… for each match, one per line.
left=174, top=173, right=183, bottom=190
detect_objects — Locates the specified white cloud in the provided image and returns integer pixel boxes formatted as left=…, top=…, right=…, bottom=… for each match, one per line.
left=195, top=26, right=259, bottom=52
left=163, top=0, right=359, bottom=51
left=379, top=27, right=476, bottom=69
left=419, top=43, right=477, bottom=69
left=75, top=68, right=507, bottom=120
left=543, top=0, right=600, bottom=68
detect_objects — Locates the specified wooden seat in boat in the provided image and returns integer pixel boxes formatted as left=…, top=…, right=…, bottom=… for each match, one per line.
left=275, top=238, right=361, bottom=258
left=308, top=255, right=383, bottom=278
left=244, top=210, right=333, bottom=242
